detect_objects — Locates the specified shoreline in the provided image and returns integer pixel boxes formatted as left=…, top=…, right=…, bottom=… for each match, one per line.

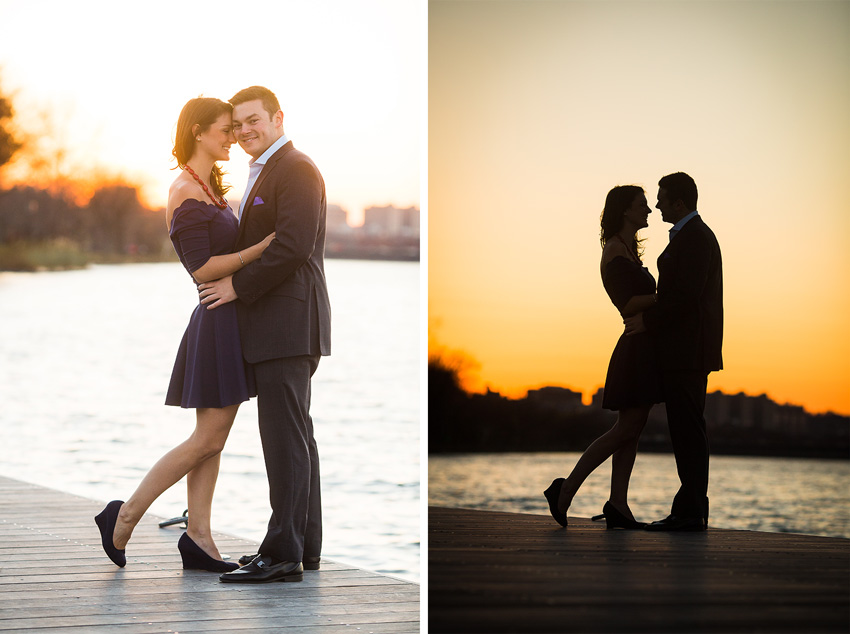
left=430, top=445, right=850, bottom=460
left=0, top=250, right=419, bottom=273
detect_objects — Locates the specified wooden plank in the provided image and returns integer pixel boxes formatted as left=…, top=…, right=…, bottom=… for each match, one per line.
left=0, top=476, right=419, bottom=632
left=429, top=505, right=850, bottom=633
left=0, top=623, right=420, bottom=634
left=0, top=588, right=420, bottom=614
left=0, top=603, right=421, bottom=631
left=0, top=582, right=418, bottom=605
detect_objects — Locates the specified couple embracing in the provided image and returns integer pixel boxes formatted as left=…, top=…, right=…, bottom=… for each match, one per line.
left=95, top=86, right=331, bottom=583
left=545, top=172, right=723, bottom=532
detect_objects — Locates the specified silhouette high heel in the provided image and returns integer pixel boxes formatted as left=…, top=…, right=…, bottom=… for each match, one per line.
left=94, top=500, right=127, bottom=567
left=543, top=478, right=568, bottom=527
left=592, top=501, right=646, bottom=530
left=178, top=533, right=238, bottom=572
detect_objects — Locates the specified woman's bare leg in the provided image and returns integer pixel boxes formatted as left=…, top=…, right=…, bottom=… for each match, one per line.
left=557, top=405, right=650, bottom=513
left=609, top=435, right=641, bottom=520
left=186, top=452, right=223, bottom=559
left=112, top=405, right=239, bottom=550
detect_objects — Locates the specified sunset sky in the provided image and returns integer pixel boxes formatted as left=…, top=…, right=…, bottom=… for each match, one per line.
left=429, top=0, right=850, bottom=415
left=0, top=0, right=421, bottom=224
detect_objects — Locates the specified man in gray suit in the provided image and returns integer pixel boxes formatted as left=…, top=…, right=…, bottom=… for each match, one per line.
left=199, top=86, right=331, bottom=582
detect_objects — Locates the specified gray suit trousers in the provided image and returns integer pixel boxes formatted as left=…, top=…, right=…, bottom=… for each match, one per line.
left=255, top=354, right=322, bottom=562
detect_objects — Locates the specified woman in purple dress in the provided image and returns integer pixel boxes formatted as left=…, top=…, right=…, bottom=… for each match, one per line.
left=544, top=185, right=663, bottom=529
left=95, top=98, right=273, bottom=571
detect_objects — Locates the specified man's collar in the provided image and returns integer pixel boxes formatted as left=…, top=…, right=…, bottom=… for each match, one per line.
left=250, top=134, right=289, bottom=167
left=670, top=210, right=699, bottom=235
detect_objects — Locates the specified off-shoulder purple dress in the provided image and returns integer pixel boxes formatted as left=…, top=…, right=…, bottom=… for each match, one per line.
left=165, top=199, right=256, bottom=408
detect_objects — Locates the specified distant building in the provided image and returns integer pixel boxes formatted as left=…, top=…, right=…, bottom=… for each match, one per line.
left=705, top=391, right=809, bottom=436
left=324, top=203, right=419, bottom=261
left=527, top=386, right=585, bottom=415
left=590, top=388, right=605, bottom=410
left=362, top=205, right=420, bottom=238
left=326, top=204, right=352, bottom=235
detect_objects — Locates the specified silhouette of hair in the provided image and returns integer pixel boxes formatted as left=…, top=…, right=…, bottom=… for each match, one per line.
left=229, top=86, right=281, bottom=120
left=658, top=172, right=698, bottom=211
left=173, top=97, right=233, bottom=198
left=600, top=185, right=645, bottom=259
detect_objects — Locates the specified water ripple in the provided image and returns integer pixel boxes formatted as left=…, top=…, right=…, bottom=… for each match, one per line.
left=430, top=452, right=849, bottom=539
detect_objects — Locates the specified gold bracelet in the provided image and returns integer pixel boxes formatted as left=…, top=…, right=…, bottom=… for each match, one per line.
left=238, top=251, right=244, bottom=265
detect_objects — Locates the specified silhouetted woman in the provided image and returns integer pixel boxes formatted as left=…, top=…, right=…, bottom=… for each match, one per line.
left=544, top=185, right=662, bottom=528
left=95, top=98, right=273, bottom=570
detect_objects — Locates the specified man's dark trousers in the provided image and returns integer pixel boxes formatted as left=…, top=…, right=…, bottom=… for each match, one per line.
left=255, top=354, right=322, bottom=562
left=664, top=369, right=710, bottom=520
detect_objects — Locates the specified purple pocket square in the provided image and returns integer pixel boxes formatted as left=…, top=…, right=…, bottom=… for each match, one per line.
left=253, top=196, right=265, bottom=205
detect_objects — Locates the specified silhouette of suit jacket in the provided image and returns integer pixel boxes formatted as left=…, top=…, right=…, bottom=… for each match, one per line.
left=231, top=141, right=331, bottom=363
left=643, top=215, right=722, bottom=371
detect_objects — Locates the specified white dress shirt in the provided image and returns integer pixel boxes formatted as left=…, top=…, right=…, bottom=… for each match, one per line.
left=238, top=134, right=290, bottom=221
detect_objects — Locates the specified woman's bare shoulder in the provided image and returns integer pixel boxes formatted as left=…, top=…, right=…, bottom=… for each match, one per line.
left=165, top=178, right=206, bottom=228
left=600, top=238, right=630, bottom=268
left=166, top=178, right=202, bottom=211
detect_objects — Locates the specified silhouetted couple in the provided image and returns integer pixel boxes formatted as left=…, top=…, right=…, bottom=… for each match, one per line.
left=96, top=86, right=331, bottom=582
left=545, top=172, right=723, bottom=531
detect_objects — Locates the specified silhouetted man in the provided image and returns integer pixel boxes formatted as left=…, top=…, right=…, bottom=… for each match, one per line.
left=625, top=172, right=723, bottom=531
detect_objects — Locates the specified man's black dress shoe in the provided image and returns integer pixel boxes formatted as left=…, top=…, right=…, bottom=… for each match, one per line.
left=220, top=556, right=304, bottom=583
left=178, top=533, right=238, bottom=572
left=94, top=500, right=126, bottom=567
left=237, top=553, right=321, bottom=570
left=644, top=514, right=706, bottom=532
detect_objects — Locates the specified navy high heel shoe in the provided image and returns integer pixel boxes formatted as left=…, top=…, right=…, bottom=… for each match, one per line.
left=543, top=478, right=568, bottom=527
left=591, top=501, right=646, bottom=530
left=178, top=533, right=239, bottom=572
left=94, top=500, right=126, bottom=567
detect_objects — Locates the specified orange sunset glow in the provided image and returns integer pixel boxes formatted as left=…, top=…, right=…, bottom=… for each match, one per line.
left=429, top=0, right=850, bottom=415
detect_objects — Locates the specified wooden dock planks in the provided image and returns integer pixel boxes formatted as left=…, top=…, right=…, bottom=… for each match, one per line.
left=429, top=506, right=850, bottom=633
left=0, top=476, right=419, bottom=633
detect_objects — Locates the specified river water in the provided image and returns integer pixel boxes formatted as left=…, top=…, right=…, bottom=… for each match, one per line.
left=430, top=452, right=850, bottom=539
left=0, top=260, right=420, bottom=582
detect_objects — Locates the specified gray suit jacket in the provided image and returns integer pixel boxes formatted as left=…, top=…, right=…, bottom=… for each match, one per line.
left=231, top=141, right=332, bottom=363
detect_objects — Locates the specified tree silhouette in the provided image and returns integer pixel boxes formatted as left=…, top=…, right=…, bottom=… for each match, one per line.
left=0, top=81, right=22, bottom=173
left=86, top=185, right=145, bottom=253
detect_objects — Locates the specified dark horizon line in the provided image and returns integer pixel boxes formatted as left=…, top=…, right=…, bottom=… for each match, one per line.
left=458, top=380, right=849, bottom=420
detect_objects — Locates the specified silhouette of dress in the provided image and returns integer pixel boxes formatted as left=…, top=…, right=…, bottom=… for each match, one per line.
left=165, top=199, right=256, bottom=408
left=601, top=255, right=663, bottom=410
